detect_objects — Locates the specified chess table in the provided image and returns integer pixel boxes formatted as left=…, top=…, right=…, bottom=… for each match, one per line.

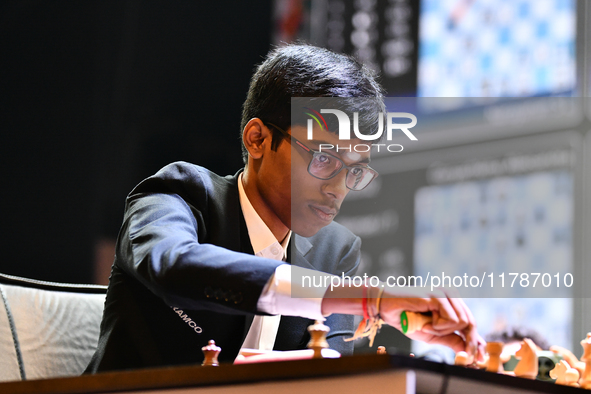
left=0, top=353, right=587, bottom=394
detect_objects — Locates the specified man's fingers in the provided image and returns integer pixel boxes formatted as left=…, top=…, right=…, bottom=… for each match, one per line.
left=424, top=298, right=468, bottom=334
left=463, top=326, right=486, bottom=362
left=427, top=298, right=459, bottom=330
left=449, top=297, right=481, bottom=357
left=408, top=331, right=467, bottom=354
left=379, top=291, right=483, bottom=358
left=409, top=328, right=485, bottom=362
left=448, top=297, right=472, bottom=326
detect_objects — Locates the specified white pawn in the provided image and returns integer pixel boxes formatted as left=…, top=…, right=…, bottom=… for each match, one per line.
left=307, top=320, right=330, bottom=359
left=454, top=351, right=470, bottom=366
left=485, top=342, right=504, bottom=373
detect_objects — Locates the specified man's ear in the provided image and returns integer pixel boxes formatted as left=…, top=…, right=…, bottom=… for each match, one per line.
left=242, top=118, right=271, bottom=160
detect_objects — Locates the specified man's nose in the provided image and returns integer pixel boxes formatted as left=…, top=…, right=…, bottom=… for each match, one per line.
left=322, top=169, right=349, bottom=201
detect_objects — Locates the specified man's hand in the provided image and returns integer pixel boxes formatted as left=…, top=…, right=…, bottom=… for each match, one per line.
left=322, top=285, right=486, bottom=363
left=378, top=289, right=486, bottom=363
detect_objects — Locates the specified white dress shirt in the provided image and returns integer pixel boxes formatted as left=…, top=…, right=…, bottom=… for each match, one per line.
left=237, top=173, right=330, bottom=351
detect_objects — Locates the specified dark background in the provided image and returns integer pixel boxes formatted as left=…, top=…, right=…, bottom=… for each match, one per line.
left=1, top=1, right=273, bottom=283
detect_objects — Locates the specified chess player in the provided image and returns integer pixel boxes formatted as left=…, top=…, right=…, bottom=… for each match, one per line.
left=85, top=43, right=484, bottom=373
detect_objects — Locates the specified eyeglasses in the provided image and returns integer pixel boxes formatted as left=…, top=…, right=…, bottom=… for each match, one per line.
left=266, top=122, right=378, bottom=191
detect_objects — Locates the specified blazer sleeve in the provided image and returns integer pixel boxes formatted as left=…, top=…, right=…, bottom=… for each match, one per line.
left=115, top=189, right=283, bottom=315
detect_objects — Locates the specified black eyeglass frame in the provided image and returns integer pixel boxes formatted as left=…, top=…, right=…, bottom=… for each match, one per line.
left=265, top=122, right=379, bottom=191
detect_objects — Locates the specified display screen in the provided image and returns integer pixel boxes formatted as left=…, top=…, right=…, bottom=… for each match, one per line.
left=413, top=169, right=574, bottom=358
left=418, top=0, right=577, bottom=103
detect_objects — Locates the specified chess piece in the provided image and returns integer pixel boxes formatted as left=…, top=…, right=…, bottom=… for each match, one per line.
left=201, top=340, right=221, bottom=366
left=550, top=360, right=580, bottom=387
left=454, top=351, right=470, bottom=366
left=377, top=346, right=387, bottom=355
left=565, top=368, right=580, bottom=387
left=513, top=338, right=538, bottom=379
left=550, top=345, right=585, bottom=377
left=307, top=320, right=330, bottom=359
left=400, top=311, right=432, bottom=335
left=485, top=342, right=504, bottom=373
left=580, top=333, right=591, bottom=389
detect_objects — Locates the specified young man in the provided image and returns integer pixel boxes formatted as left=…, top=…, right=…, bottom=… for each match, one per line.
left=86, top=44, right=484, bottom=373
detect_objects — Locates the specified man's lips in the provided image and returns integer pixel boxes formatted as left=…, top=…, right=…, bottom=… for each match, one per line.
left=309, top=204, right=338, bottom=222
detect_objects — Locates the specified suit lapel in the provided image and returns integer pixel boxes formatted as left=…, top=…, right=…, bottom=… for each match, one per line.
left=289, top=235, right=316, bottom=270
left=274, top=236, right=316, bottom=351
left=237, top=187, right=257, bottom=343
left=217, top=170, right=256, bottom=347
left=229, top=174, right=259, bottom=343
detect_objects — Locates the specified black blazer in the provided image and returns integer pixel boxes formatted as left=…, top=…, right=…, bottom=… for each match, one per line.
left=85, top=162, right=360, bottom=372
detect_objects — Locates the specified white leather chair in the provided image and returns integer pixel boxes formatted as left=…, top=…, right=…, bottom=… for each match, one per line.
left=0, top=273, right=106, bottom=382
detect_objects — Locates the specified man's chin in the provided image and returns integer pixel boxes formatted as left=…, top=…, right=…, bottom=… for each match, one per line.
left=291, top=218, right=332, bottom=238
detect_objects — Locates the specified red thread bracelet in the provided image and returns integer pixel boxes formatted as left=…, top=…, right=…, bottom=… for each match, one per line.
left=362, top=286, right=369, bottom=320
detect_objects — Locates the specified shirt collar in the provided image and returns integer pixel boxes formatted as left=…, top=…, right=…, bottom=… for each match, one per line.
left=237, top=173, right=291, bottom=259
